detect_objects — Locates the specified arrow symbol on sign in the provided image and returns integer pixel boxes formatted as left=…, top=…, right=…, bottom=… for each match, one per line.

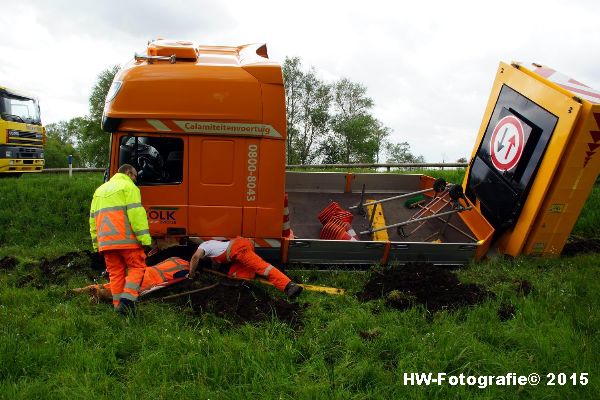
left=507, top=135, right=516, bottom=156
left=497, top=127, right=508, bottom=152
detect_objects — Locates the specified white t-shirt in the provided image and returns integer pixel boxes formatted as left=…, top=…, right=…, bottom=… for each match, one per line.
left=198, top=240, right=229, bottom=258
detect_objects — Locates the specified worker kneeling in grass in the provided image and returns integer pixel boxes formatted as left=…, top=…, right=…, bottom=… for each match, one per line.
left=189, top=237, right=303, bottom=299
left=74, top=257, right=190, bottom=302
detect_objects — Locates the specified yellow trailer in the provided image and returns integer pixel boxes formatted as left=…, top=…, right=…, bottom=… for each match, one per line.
left=463, top=62, right=600, bottom=257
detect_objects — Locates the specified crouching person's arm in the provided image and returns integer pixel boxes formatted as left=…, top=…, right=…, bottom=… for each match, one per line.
left=188, top=248, right=206, bottom=279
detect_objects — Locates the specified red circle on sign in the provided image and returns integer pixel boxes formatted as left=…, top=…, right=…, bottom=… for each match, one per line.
left=489, top=115, right=525, bottom=171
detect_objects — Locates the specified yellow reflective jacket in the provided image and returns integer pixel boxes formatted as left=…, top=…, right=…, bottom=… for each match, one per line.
left=89, top=173, right=151, bottom=252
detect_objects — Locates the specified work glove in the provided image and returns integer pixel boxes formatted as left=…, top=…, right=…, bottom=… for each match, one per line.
left=143, top=245, right=154, bottom=255
left=188, top=264, right=206, bottom=280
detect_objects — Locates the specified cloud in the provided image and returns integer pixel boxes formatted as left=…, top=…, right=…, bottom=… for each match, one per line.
left=2, top=0, right=600, bottom=161
left=23, top=0, right=232, bottom=40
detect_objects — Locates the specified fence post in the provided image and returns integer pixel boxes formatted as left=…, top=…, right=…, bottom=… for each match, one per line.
left=68, top=155, right=73, bottom=177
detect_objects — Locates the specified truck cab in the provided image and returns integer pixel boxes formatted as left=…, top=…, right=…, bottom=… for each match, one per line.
left=102, top=40, right=287, bottom=241
left=0, top=86, right=45, bottom=175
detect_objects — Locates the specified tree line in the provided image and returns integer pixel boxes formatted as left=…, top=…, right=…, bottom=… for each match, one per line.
left=45, top=60, right=424, bottom=168
left=283, top=57, right=423, bottom=165
left=44, top=66, right=117, bottom=168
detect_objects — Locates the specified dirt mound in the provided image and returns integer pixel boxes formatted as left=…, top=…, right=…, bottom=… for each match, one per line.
left=16, top=251, right=105, bottom=288
left=561, top=237, right=600, bottom=256
left=357, top=263, right=493, bottom=312
left=0, top=256, right=18, bottom=271
left=513, top=279, right=532, bottom=297
left=497, top=302, right=516, bottom=321
left=169, top=280, right=304, bottom=326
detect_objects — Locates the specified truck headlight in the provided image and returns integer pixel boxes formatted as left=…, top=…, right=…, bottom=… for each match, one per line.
left=36, top=133, right=43, bottom=139
left=5, top=150, right=13, bottom=158
left=40, top=152, right=44, bottom=158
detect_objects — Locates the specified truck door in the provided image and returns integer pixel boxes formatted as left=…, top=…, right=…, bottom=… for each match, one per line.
left=187, top=136, right=248, bottom=237
left=116, top=134, right=188, bottom=236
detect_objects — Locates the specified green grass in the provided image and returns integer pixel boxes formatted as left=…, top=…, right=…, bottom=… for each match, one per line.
left=572, top=185, right=600, bottom=238
left=0, top=173, right=103, bottom=259
left=0, top=171, right=599, bottom=399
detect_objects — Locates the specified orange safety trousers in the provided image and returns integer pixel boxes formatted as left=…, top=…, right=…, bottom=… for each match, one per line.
left=213, top=238, right=291, bottom=292
left=103, top=247, right=146, bottom=308
left=100, top=257, right=189, bottom=296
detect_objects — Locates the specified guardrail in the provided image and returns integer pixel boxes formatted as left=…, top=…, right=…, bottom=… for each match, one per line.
left=287, top=163, right=468, bottom=171
left=42, top=168, right=105, bottom=173
left=41, top=163, right=468, bottom=174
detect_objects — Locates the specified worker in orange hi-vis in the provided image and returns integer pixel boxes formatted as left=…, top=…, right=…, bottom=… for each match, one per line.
left=89, top=164, right=152, bottom=315
left=189, top=237, right=303, bottom=299
left=73, top=257, right=190, bottom=302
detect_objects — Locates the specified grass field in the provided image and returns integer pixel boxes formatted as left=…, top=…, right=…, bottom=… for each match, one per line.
left=0, top=172, right=598, bottom=399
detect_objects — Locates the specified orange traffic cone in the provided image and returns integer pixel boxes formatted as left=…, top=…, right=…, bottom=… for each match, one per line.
left=282, top=193, right=292, bottom=238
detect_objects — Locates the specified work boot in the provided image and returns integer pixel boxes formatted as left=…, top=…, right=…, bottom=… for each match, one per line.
left=284, top=282, right=303, bottom=300
left=116, top=298, right=136, bottom=316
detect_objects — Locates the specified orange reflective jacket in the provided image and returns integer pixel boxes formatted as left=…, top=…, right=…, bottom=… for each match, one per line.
left=143, top=257, right=190, bottom=289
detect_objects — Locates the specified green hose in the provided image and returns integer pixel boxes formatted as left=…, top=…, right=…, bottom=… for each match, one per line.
left=404, top=194, right=426, bottom=208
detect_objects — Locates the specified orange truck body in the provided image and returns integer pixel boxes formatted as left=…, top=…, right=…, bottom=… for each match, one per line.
left=102, top=39, right=599, bottom=265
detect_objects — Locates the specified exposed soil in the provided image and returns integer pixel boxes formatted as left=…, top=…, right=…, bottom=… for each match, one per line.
left=497, top=302, right=516, bottom=322
left=561, top=237, right=600, bottom=256
left=357, top=263, right=493, bottom=312
left=167, top=280, right=305, bottom=326
left=0, top=256, right=18, bottom=271
left=4, top=248, right=303, bottom=326
left=38, top=251, right=105, bottom=283
left=513, top=279, right=532, bottom=297
left=14, top=251, right=105, bottom=288
left=359, top=327, right=382, bottom=340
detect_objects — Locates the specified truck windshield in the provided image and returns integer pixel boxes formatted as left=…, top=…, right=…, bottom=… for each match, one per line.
left=0, top=92, right=41, bottom=125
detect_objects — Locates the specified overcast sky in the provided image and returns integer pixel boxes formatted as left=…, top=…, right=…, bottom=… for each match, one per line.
left=2, top=0, right=599, bottom=162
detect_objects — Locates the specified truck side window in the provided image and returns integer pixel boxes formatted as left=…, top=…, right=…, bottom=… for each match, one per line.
left=118, top=136, right=183, bottom=185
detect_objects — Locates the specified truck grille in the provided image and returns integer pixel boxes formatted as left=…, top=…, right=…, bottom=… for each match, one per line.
left=7, top=130, right=43, bottom=146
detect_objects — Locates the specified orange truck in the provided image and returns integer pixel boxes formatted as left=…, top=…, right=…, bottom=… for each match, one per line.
left=101, top=39, right=600, bottom=265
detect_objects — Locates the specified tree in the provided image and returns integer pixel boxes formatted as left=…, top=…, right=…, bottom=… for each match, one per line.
left=333, top=78, right=373, bottom=119
left=294, top=69, right=331, bottom=164
left=320, top=78, right=390, bottom=164
left=456, top=157, right=468, bottom=163
left=76, top=65, right=120, bottom=167
left=282, top=57, right=304, bottom=164
left=283, top=58, right=396, bottom=165
left=323, top=115, right=384, bottom=164
left=283, top=58, right=332, bottom=165
left=44, top=120, right=83, bottom=168
left=385, top=141, right=425, bottom=163
left=372, top=120, right=391, bottom=163
left=89, top=65, right=120, bottom=124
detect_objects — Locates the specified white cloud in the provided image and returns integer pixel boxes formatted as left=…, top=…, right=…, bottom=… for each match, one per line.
left=1, top=0, right=599, bottom=161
